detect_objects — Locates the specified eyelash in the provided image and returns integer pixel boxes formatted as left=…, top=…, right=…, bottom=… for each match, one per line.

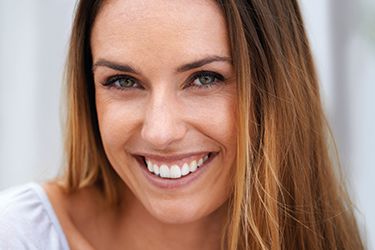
left=101, top=71, right=226, bottom=91
left=185, top=71, right=225, bottom=89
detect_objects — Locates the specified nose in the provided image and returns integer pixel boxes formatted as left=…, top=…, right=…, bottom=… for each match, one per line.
left=141, top=90, right=187, bottom=150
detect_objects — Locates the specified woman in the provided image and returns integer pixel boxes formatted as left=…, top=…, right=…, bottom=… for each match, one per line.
left=0, top=0, right=364, bottom=249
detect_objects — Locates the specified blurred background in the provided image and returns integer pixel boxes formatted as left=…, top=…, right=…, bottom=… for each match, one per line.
left=0, top=0, right=374, bottom=247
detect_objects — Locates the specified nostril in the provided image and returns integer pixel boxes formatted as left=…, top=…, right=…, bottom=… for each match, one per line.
left=140, top=123, right=187, bottom=149
left=141, top=107, right=187, bottom=149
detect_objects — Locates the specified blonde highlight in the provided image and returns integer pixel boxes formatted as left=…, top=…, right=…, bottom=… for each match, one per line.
left=219, top=0, right=364, bottom=249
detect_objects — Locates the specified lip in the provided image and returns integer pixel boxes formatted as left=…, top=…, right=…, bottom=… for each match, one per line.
left=135, top=152, right=218, bottom=190
left=136, top=152, right=211, bottom=163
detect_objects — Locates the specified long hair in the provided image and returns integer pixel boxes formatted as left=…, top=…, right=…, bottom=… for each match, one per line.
left=62, top=1, right=364, bottom=249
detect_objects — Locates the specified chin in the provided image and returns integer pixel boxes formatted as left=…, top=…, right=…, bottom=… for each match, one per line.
left=145, top=194, right=229, bottom=225
left=146, top=199, right=210, bottom=224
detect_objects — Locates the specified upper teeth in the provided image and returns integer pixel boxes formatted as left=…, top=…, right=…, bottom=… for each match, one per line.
left=145, top=154, right=210, bottom=179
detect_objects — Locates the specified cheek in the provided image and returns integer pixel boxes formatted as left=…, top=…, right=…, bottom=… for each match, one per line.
left=183, top=91, right=237, bottom=149
left=95, top=94, right=142, bottom=151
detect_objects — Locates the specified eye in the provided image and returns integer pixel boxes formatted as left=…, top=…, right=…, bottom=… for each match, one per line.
left=103, top=75, right=141, bottom=90
left=187, top=71, right=225, bottom=89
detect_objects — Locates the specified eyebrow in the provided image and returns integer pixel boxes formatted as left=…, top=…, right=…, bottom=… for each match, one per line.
left=176, top=55, right=232, bottom=73
left=92, top=55, right=232, bottom=74
left=93, top=60, right=140, bottom=74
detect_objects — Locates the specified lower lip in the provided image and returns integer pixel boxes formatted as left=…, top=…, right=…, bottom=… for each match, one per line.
left=138, top=153, right=217, bottom=190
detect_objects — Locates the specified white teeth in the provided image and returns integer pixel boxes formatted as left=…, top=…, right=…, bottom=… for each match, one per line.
left=146, top=160, right=153, bottom=172
left=144, top=153, right=212, bottom=178
left=159, top=164, right=170, bottom=178
left=153, top=164, right=160, bottom=175
left=170, top=165, right=182, bottom=179
left=181, top=163, right=190, bottom=176
left=197, top=158, right=203, bottom=167
left=190, top=160, right=198, bottom=172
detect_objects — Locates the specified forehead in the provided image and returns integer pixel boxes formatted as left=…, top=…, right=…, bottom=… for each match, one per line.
left=91, top=0, right=230, bottom=65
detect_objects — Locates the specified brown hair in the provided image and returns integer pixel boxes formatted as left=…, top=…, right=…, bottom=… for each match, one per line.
left=62, top=0, right=364, bottom=249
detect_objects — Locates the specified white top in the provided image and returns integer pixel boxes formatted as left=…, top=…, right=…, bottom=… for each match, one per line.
left=0, top=183, right=70, bottom=250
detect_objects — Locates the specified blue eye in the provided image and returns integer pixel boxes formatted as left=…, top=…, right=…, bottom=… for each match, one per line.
left=104, top=75, right=141, bottom=90
left=189, top=71, right=225, bottom=89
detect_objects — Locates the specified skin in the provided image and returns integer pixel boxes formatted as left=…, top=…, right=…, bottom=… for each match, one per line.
left=45, top=0, right=237, bottom=249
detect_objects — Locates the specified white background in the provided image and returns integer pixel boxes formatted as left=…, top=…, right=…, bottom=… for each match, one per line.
left=0, top=0, right=374, bottom=248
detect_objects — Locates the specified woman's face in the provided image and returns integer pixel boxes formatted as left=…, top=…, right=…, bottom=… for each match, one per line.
left=91, top=0, right=237, bottom=224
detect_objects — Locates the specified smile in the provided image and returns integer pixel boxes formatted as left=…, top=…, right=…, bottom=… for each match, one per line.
left=136, top=152, right=217, bottom=180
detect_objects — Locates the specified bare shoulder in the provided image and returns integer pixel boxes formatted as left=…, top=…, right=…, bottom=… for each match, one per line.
left=42, top=181, right=69, bottom=205
left=43, top=181, right=104, bottom=209
left=42, top=181, right=103, bottom=250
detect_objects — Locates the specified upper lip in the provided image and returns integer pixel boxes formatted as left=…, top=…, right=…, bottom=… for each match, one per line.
left=133, top=152, right=215, bottom=162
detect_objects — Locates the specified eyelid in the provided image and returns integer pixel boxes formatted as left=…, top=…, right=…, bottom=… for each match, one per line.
left=99, top=71, right=226, bottom=91
left=184, top=70, right=225, bottom=88
left=100, top=74, right=148, bottom=92
left=101, top=74, right=136, bottom=86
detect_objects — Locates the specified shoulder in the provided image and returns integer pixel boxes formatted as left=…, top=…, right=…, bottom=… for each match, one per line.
left=0, top=183, right=45, bottom=233
left=0, top=183, right=69, bottom=250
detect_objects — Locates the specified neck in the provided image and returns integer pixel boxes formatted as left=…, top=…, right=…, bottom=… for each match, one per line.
left=113, top=186, right=228, bottom=250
